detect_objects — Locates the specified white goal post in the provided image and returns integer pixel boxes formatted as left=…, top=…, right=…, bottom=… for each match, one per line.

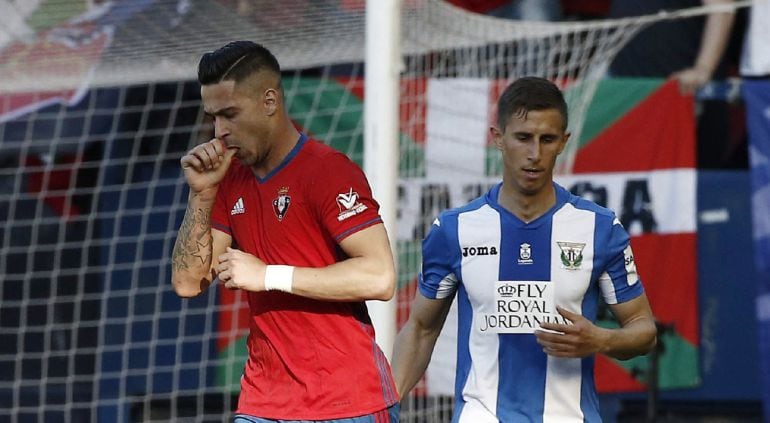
left=365, top=0, right=401, bottom=361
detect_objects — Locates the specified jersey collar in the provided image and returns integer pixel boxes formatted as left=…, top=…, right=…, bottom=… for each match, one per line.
left=486, top=182, right=569, bottom=227
left=256, top=133, right=308, bottom=184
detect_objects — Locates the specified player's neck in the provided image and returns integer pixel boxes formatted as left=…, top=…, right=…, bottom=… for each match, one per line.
left=498, top=182, right=556, bottom=223
left=251, top=123, right=301, bottom=178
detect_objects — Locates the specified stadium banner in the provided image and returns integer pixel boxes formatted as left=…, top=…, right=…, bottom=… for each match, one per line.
left=0, top=0, right=176, bottom=123
left=743, top=79, right=770, bottom=416
left=215, top=77, right=700, bottom=394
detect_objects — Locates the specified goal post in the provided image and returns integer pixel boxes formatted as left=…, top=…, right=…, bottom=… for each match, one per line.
left=364, top=0, right=401, bottom=361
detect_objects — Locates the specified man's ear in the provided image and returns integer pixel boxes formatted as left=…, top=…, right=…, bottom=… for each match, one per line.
left=264, top=88, right=279, bottom=116
left=490, top=126, right=503, bottom=150
left=557, top=131, right=571, bottom=155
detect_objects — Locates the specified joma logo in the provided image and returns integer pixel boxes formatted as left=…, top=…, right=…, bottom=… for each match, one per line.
left=462, top=246, right=498, bottom=257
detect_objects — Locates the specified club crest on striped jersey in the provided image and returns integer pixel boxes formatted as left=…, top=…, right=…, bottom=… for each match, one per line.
left=557, top=241, right=586, bottom=270
left=518, top=243, right=533, bottom=265
left=336, top=187, right=367, bottom=221
left=272, top=186, right=291, bottom=221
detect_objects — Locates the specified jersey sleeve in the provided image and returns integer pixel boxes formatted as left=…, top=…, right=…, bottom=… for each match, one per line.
left=419, top=216, right=460, bottom=300
left=308, top=152, right=383, bottom=242
left=597, top=217, right=645, bottom=305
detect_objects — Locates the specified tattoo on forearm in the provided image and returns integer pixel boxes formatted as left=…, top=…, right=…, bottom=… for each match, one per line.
left=172, top=202, right=212, bottom=273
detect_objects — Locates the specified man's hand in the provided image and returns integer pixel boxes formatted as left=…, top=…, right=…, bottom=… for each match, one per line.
left=181, top=138, right=238, bottom=196
left=534, top=306, right=610, bottom=358
left=672, top=66, right=711, bottom=95
left=217, top=247, right=267, bottom=291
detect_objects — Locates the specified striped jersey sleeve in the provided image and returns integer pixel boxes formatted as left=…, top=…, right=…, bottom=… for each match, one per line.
left=419, top=216, right=460, bottom=300
left=597, top=216, right=645, bottom=304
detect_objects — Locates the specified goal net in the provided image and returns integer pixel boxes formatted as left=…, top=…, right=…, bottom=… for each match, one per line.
left=0, top=0, right=747, bottom=421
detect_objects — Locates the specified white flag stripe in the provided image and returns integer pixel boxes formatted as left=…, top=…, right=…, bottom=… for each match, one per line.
left=426, top=78, right=490, bottom=180
left=555, top=169, right=696, bottom=235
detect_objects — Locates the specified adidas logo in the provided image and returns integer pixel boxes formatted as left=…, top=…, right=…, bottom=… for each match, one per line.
left=231, top=197, right=245, bottom=215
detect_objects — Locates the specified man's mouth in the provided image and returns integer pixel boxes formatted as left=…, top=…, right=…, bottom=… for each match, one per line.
left=226, top=145, right=241, bottom=157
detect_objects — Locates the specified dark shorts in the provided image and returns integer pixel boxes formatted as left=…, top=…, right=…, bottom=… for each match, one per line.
left=233, top=402, right=400, bottom=423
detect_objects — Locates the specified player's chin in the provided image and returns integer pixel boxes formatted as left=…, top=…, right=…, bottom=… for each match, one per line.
left=517, top=181, right=546, bottom=196
left=237, top=153, right=256, bottom=166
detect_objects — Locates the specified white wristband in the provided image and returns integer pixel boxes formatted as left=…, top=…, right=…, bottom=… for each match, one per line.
left=264, top=265, right=294, bottom=293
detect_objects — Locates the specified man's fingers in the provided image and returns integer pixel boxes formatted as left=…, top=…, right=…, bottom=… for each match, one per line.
left=184, top=140, right=232, bottom=172
left=537, top=339, right=565, bottom=356
left=217, top=147, right=238, bottom=172
left=190, top=149, right=215, bottom=170
left=535, top=329, right=567, bottom=343
left=543, top=347, right=571, bottom=358
left=539, top=322, right=571, bottom=334
left=201, top=146, right=219, bottom=169
left=219, top=248, right=244, bottom=266
left=537, top=333, right=577, bottom=357
left=201, top=142, right=225, bottom=169
left=555, top=306, right=580, bottom=322
left=181, top=154, right=205, bottom=172
left=211, top=138, right=225, bottom=157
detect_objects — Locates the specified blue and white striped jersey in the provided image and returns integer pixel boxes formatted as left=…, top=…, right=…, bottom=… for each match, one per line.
left=419, top=182, right=645, bottom=423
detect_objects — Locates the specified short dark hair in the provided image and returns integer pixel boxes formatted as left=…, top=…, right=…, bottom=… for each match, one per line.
left=197, top=41, right=281, bottom=85
left=496, top=77, right=568, bottom=131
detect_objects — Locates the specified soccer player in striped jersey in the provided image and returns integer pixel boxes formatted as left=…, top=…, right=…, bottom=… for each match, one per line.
left=392, top=77, right=657, bottom=422
left=171, top=41, right=399, bottom=422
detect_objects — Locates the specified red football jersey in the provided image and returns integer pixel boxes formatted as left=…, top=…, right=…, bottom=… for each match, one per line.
left=210, top=135, right=398, bottom=420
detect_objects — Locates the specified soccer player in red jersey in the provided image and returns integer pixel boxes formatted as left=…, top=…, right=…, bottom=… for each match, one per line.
left=171, top=41, right=399, bottom=422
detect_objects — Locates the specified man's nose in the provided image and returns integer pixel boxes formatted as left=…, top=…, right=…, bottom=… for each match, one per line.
left=527, top=140, right=542, bottom=161
left=214, top=118, right=229, bottom=139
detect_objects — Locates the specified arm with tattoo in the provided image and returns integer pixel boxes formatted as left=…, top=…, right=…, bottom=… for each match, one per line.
left=171, top=194, right=216, bottom=297
left=172, top=138, right=236, bottom=298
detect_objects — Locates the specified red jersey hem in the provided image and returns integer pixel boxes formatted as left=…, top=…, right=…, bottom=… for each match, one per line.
left=212, top=221, right=231, bottom=235
left=235, top=398, right=399, bottom=421
left=334, top=217, right=383, bottom=242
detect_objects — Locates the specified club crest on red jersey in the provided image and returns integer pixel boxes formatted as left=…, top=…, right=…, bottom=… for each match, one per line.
left=336, top=187, right=367, bottom=221
left=272, top=186, right=291, bottom=221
